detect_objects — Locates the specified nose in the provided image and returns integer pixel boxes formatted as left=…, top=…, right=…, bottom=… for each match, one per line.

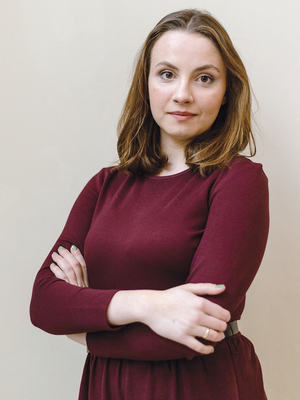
left=172, top=80, right=193, bottom=104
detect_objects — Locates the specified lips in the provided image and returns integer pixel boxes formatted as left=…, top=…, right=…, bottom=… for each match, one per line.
left=169, top=111, right=196, bottom=116
left=168, top=111, right=196, bottom=121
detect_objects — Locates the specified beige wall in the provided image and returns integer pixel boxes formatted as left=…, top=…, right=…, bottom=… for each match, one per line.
left=1, top=1, right=299, bottom=398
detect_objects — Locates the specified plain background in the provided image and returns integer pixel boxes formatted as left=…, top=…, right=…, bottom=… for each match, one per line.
left=1, top=0, right=299, bottom=399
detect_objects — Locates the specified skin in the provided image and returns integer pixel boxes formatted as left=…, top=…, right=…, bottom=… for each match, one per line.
left=148, top=31, right=227, bottom=175
left=50, top=31, right=231, bottom=353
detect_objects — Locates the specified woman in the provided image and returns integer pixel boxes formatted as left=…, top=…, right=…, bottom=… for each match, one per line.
left=30, top=9, right=269, bottom=400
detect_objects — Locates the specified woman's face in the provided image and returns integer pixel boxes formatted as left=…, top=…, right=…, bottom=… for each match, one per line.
left=148, top=31, right=227, bottom=147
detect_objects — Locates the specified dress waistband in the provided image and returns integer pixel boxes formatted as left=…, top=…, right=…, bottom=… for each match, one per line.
left=224, top=320, right=239, bottom=337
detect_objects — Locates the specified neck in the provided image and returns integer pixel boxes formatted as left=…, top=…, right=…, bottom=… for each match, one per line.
left=158, top=136, right=189, bottom=176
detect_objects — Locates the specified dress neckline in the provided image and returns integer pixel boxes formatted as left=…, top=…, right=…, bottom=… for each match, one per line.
left=148, top=168, right=191, bottom=180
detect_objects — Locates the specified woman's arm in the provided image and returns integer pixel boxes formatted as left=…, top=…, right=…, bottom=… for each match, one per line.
left=184, top=161, right=269, bottom=318
left=51, top=246, right=228, bottom=354
left=52, top=160, right=269, bottom=361
left=50, top=246, right=89, bottom=346
left=106, top=283, right=229, bottom=353
left=86, top=162, right=268, bottom=360
left=32, top=167, right=227, bottom=356
left=30, top=170, right=120, bottom=335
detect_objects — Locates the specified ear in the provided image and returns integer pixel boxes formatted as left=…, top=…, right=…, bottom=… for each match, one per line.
left=221, top=95, right=227, bottom=105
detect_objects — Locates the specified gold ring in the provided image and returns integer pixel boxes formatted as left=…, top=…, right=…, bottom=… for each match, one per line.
left=203, top=327, right=210, bottom=339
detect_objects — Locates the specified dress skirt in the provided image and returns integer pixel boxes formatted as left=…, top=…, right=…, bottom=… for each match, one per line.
left=79, top=333, right=267, bottom=400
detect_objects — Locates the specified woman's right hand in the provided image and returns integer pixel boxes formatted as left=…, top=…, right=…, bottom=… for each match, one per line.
left=144, top=283, right=230, bottom=353
left=107, top=283, right=230, bottom=354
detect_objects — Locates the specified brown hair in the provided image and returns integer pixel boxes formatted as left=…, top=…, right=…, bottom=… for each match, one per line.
left=116, top=9, right=256, bottom=177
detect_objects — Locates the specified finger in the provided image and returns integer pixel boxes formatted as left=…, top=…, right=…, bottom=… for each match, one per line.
left=59, top=246, right=86, bottom=287
left=57, top=246, right=86, bottom=287
left=183, top=335, right=215, bottom=355
left=50, top=263, right=69, bottom=283
left=197, top=313, right=228, bottom=333
left=70, top=245, right=89, bottom=287
left=199, top=298, right=231, bottom=323
left=182, top=283, right=231, bottom=322
left=184, top=283, right=226, bottom=296
left=52, top=250, right=79, bottom=286
left=195, top=326, right=225, bottom=342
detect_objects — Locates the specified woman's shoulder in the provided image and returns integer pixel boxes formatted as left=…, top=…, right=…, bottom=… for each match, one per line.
left=87, top=166, right=118, bottom=182
left=228, top=156, right=264, bottom=171
left=208, top=157, right=268, bottom=198
left=220, top=157, right=267, bottom=181
left=85, top=166, right=132, bottom=191
left=77, top=167, right=115, bottom=195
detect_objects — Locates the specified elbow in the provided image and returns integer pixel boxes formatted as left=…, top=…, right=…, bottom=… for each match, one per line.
left=29, top=273, right=64, bottom=334
left=29, top=295, right=50, bottom=333
left=30, top=292, right=59, bottom=335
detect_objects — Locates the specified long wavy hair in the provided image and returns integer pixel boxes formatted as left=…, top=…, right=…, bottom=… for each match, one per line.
left=115, top=9, right=256, bottom=177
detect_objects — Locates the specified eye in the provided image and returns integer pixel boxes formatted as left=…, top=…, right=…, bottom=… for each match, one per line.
left=159, top=70, right=175, bottom=80
left=197, top=75, right=214, bottom=84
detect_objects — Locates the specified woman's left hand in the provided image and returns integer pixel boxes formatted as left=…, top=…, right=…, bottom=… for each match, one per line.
left=50, top=245, right=89, bottom=288
left=50, top=246, right=88, bottom=347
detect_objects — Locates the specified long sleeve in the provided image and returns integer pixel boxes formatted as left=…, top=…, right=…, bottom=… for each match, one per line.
left=86, top=159, right=269, bottom=360
left=30, top=170, right=119, bottom=334
left=186, top=160, right=269, bottom=316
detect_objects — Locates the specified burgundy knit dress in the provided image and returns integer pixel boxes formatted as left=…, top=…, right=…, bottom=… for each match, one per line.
left=30, top=157, right=269, bottom=400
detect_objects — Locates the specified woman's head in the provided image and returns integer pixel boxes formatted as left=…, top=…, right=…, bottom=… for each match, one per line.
left=148, top=30, right=227, bottom=147
left=116, top=9, right=255, bottom=177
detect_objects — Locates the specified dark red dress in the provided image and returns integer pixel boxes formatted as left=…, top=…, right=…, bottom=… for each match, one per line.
left=30, top=157, right=269, bottom=399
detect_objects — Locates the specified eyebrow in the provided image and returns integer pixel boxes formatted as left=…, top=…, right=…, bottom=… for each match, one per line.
left=154, top=61, right=221, bottom=74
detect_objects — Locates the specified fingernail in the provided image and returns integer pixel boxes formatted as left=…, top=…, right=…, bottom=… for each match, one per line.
left=210, top=348, right=214, bottom=354
left=52, top=252, right=58, bottom=257
left=71, top=245, right=78, bottom=250
left=58, top=246, right=65, bottom=251
left=50, top=263, right=56, bottom=268
left=216, top=284, right=225, bottom=289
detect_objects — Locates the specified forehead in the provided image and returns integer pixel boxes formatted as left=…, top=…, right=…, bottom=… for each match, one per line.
left=150, top=30, right=225, bottom=71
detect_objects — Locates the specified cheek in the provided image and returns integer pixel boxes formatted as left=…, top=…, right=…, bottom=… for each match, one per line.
left=149, top=86, right=168, bottom=112
left=203, top=93, right=226, bottom=116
